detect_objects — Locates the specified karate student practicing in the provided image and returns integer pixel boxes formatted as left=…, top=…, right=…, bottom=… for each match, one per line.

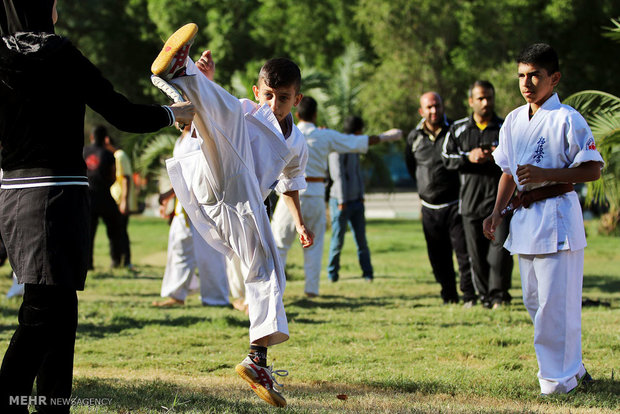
left=151, top=24, right=313, bottom=407
left=483, top=43, right=603, bottom=395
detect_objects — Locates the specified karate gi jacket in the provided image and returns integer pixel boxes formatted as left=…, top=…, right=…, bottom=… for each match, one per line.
left=493, top=93, right=604, bottom=255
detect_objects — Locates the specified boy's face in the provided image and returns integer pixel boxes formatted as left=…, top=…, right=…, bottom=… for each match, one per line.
left=518, top=63, right=561, bottom=107
left=252, top=79, right=303, bottom=123
left=468, top=86, right=495, bottom=119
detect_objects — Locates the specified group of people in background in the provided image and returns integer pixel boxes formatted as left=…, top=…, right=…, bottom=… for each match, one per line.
left=0, top=3, right=604, bottom=411
left=406, top=81, right=513, bottom=309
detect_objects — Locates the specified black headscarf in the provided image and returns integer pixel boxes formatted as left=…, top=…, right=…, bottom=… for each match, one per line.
left=0, top=0, right=56, bottom=36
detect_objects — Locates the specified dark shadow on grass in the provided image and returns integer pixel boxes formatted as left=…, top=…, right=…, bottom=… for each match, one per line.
left=583, top=274, right=620, bottom=296
left=286, top=312, right=324, bottom=325
left=87, top=272, right=162, bottom=281
left=288, top=293, right=456, bottom=311
left=72, top=377, right=275, bottom=413
left=114, top=291, right=167, bottom=298
left=0, top=323, right=18, bottom=333
left=77, top=315, right=249, bottom=338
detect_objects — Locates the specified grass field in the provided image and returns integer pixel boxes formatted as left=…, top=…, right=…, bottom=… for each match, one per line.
left=0, top=216, right=618, bottom=413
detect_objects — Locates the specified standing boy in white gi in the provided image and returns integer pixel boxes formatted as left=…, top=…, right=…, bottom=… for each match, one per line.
left=151, top=24, right=313, bottom=407
left=153, top=126, right=230, bottom=308
left=483, top=43, right=603, bottom=395
left=271, top=96, right=401, bottom=297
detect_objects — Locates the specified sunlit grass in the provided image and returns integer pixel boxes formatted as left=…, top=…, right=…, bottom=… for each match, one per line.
left=0, top=216, right=618, bottom=413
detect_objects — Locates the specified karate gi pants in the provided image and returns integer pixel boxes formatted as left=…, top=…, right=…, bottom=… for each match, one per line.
left=519, top=250, right=586, bottom=394
left=166, top=67, right=288, bottom=345
left=272, top=194, right=326, bottom=296
left=161, top=213, right=229, bottom=305
left=226, top=255, right=247, bottom=303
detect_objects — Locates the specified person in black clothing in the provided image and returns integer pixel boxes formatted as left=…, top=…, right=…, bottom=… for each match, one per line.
left=441, top=81, right=513, bottom=309
left=405, top=92, right=476, bottom=306
left=84, top=125, right=124, bottom=269
left=0, top=1, right=194, bottom=413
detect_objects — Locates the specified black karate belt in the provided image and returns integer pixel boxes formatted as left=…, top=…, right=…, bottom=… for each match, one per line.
left=500, top=183, right=575, bottom=217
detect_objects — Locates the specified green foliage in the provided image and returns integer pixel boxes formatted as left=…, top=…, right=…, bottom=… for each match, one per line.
left=133, top=132, right=177, bottom=178
left=603, top=17, right=620, bottom=42
left=52, top=0, right=620, bottom=194
left=565, top=91, right=620, bottom=234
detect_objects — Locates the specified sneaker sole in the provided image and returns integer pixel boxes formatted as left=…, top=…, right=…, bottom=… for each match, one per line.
left=235, top=364, right=286, bottom=407
left=151, top=23, right=198, bottom=76
left=151, top=75, right=184, bottom=103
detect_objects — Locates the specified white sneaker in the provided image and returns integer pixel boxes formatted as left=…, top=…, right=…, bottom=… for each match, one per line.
left=151, top=75, right=185, bottom=103
left=235, top=356, right=288, bottom=407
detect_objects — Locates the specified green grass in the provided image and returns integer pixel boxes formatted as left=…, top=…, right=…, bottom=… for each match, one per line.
left=1, top=216, right=619, bottom=413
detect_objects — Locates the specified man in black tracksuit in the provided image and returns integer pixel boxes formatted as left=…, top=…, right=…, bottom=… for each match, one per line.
left=441, top=81, right=513, bottom=309
left=405, top=92, right=476, bottom=305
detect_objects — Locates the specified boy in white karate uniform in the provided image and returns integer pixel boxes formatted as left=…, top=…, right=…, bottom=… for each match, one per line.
left=153, top=127, right=230, bottom=308
left=483, top=43, right=603, bottom=395
left=150, top=24, right=313, bottom=407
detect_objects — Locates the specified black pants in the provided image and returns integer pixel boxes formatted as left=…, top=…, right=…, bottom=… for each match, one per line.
left=462, top=215, right=513, bottom=305
left=117, top=213, right=131, bottom=266
left=0, top=231, right=7, bottom=266
left=422, top=204, right=476, bottom=302
left=0, top=284, right=78, bottom=414
left=88, top=190, right=123, bottom=268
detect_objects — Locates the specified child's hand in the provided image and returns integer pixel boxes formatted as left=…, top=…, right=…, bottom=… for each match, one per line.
left=297, top=225, right=314, bottom=248
left=516, top=164, right=545, bottom=185
left=196, top=50, right=215, bottom=81
left=482, top=211, right=502, bottom=241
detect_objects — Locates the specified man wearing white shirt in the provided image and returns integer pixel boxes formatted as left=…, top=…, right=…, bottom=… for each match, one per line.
left=271, top=97, right=402, bottom=297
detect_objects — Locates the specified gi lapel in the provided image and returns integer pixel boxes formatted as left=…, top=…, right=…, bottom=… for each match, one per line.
left=515, top=94, right=560, bottom=166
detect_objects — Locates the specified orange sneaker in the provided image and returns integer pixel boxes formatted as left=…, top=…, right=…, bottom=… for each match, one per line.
left=151, top=23, right=198, bottom=80
left=236, top=356, right=288, bottom=407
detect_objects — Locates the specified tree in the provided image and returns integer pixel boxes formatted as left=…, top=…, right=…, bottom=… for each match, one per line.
left=563, top=14, right=620, bottom=235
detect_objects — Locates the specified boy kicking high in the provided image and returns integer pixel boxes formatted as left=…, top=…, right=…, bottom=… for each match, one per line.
left=151, top=24, right=313, bottom=407
left=483, top=43, right=603, bottom=395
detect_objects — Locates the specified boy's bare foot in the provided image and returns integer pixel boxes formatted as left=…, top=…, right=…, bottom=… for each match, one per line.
left=151, top=297, right=184, bottom=308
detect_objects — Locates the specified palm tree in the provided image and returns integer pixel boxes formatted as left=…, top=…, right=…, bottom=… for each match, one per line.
left=564, top=91, right=620, bottom=233
left=562, top=18, right=620, bottom=234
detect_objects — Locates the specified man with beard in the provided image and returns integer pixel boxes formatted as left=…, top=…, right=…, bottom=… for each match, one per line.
left=405, top=92, right=475, bottom=306
left=442, top=81, right=513, bottom=309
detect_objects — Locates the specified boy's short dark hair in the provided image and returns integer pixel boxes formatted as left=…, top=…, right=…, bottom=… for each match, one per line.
left=258, top=58, right=301, bottom=93
left=343, top=116, right=364, bottom=134
left=297, top=96, right=317, bottom=121
left=468, top=80, right=495, bottom=98
left=92, top=125, right=108, bottom=146
left=516, top=43, right=559, bottom=75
